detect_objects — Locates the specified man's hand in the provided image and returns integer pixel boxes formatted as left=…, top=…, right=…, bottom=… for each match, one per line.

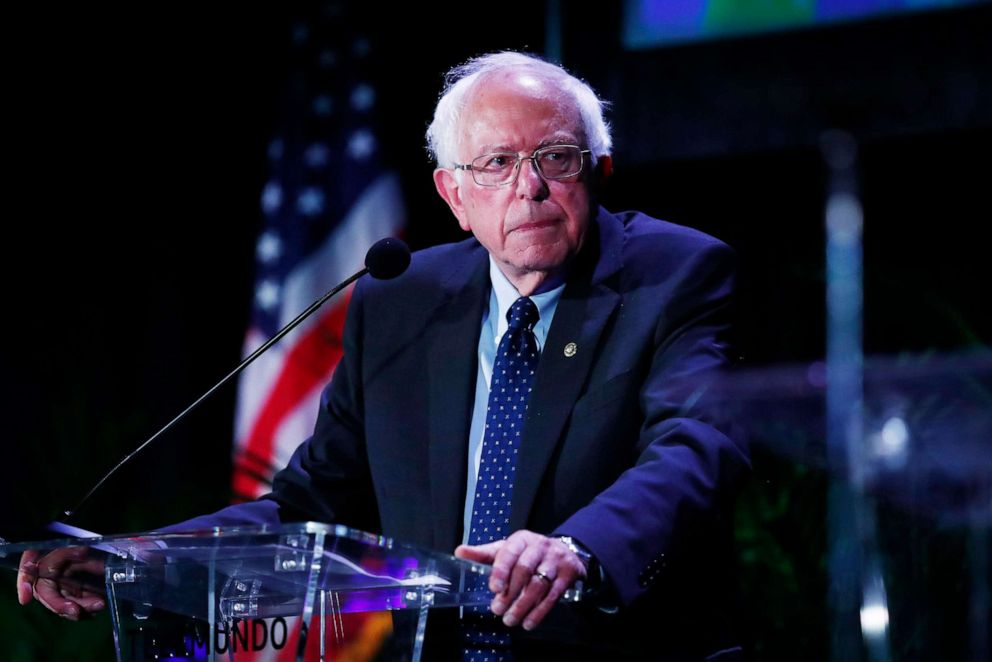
left=16, top=547, right=107, bottom=620
left=454, top=530, right=586, bottom=631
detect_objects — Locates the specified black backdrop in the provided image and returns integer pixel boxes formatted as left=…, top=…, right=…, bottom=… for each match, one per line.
left=2, top=2, right=989, bottom=659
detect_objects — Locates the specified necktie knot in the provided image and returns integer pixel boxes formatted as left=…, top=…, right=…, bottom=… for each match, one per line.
left=506, top=297, right=539, bottom=332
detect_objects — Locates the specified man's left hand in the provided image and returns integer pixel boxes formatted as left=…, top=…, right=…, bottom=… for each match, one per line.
left=454, top=529, right=586, bottom=631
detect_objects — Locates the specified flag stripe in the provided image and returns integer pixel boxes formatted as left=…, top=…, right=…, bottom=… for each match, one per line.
left=232, top=296, right=349, bottom=498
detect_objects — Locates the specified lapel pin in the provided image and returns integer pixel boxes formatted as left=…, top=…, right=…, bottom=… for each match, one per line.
left=563, top=342, right=577, bottom=358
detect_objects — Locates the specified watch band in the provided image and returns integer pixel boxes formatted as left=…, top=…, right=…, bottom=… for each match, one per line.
left=554, top=535, right=601, bottom=597
left=553, top=535, right=618, bottom=612
left=555, top=535, right=593, bottom=569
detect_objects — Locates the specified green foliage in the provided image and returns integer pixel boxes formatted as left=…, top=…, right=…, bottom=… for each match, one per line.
left=735, top=446, right=829, bottom=660
left=0, top=599, right=114, bottom=661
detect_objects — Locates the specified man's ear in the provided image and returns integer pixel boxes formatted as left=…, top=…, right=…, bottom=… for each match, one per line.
left=592, top=154, right=613, bottom=192
left=433, top=168, right=471, bottom=232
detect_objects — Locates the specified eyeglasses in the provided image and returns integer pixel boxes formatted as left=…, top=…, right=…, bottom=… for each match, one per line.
left=454, top=145, right=591, bottom=187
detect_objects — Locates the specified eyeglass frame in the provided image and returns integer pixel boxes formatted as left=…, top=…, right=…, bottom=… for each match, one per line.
left=453, top=144, right=592, bottom=187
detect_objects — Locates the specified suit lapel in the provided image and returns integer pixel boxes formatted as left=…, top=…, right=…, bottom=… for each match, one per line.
left=509, top=209, right=624, bottom=532
left=427, top=249, right=489, bottom=551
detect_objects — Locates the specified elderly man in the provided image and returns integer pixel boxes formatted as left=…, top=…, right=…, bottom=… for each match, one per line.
left=19, top=52, right=748, bottom=660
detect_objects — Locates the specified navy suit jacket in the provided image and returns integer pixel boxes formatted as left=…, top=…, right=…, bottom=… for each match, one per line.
left=181, top=207, right=749, bottom=659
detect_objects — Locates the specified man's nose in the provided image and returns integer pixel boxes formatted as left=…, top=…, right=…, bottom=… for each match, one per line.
left=515, top=157, right=549, bottom=200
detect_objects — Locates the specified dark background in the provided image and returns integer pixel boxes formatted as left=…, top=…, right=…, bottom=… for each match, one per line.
left=2, top=2, right=989, bottom=659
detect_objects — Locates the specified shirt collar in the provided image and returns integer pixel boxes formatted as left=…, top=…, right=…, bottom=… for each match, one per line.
left=488, top=257, right=565, bottom=342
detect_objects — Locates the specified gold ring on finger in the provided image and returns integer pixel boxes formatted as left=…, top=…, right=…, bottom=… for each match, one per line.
left=534, top=570, right=553, bottom=584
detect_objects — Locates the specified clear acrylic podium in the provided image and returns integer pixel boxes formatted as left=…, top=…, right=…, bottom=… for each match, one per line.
left=1, top=522, right=497, bottom=661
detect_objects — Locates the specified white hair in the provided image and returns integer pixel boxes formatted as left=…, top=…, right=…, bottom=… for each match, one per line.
left=425, top=51, right=612, bottom=168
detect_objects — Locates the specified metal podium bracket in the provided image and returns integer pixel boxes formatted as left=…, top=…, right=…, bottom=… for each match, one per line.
left=276, top=534, right=310, bottom=572
left=108, top=556, right=137, bottom=584
left=220, top=576, right=262, bottom=620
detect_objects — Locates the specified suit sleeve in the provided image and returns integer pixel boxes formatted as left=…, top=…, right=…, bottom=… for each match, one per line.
left=261, top=278, right=381, bottom=532
left=554, top=240, right=749, bottom=608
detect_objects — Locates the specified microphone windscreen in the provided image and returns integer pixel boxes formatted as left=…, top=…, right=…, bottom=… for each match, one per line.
left=365, top=237, right=411, bottom=280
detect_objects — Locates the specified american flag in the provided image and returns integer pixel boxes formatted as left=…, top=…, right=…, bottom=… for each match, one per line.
left=231, top=5, right=405, bottom=503
left=229, top=5, right=404, bottom=660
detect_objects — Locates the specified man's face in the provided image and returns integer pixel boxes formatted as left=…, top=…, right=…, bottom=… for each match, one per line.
left=434, top=71, right=600, bottom=289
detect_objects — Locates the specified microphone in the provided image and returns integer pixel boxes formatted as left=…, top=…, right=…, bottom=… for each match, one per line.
left=365, top=237, right=411, bottom=279
left=56, top=237, right=411, bottom=526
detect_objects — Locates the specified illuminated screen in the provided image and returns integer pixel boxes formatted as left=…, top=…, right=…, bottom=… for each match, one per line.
left=623, top=0, right=988, bottom=48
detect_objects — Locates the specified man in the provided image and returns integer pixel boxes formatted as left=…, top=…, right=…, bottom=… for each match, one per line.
left=18, top=52, right=748, bottom=660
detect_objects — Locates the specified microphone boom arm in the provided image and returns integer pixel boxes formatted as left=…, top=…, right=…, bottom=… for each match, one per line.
left=60, top=267, right=368, bottom=522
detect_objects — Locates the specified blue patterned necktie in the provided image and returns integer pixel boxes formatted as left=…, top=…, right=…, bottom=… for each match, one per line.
left=462, top=296, right=541, bottom=661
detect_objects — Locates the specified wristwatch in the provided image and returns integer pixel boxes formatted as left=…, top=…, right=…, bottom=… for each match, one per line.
left=554, top=536, right=619, bottom=612
left=555, top=535, right=593, bottom=568
left=554, top=535, right=600, bottom=595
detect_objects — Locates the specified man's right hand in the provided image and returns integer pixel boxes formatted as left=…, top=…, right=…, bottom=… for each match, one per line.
left=16, top=547, right=107, bottom=620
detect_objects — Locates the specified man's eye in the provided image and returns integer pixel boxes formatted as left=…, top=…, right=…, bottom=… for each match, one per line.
left=542, top=147, right=576, bottom=163
left=479, top=154, right=514, bottom=170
